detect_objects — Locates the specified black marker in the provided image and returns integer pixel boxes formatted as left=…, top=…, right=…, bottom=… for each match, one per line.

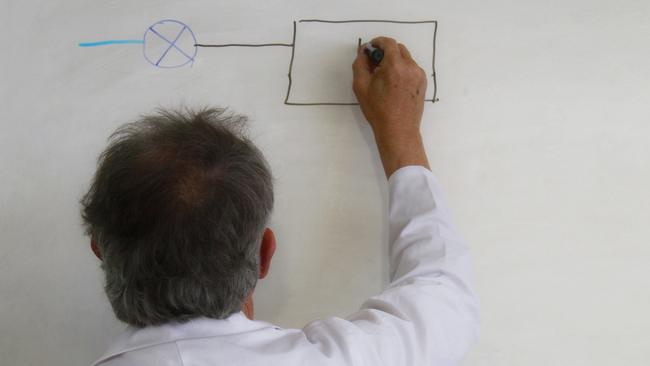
left=364, top=43, right=384, bottom=64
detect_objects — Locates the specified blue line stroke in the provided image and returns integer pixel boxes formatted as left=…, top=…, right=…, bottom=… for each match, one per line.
left=78, top=39, right=144, bottom=47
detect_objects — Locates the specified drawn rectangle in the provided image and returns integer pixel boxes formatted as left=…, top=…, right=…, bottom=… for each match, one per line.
left=286, top=20, right=437, bottom=105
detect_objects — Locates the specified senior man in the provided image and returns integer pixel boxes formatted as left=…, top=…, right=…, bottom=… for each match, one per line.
left=83, top=37, right=480, bottom=366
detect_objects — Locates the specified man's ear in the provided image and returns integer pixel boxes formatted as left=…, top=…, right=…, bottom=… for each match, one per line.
left=259, top=228, right=276, bottom=279
left=90, top=238, right=102, bottom=261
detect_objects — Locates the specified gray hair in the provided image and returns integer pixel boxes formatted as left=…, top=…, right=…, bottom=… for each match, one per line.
left=80, top=107, right=274, bottom=327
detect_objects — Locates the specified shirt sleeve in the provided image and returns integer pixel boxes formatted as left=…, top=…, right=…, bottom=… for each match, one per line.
left=301, top=166, right=480, bottom=366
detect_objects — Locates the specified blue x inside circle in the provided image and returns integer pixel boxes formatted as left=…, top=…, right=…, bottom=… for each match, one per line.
left=143, top=19, right=198, bottom=68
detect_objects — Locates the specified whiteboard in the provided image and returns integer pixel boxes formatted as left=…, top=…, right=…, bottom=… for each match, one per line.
left=2, top=0, right=650, bottom=365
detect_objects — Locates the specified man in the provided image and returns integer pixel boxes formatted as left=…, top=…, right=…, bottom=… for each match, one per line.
left=83, top=37, right=480, bottom=366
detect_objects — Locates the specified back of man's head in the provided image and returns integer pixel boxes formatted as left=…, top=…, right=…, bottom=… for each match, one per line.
left=81, top=107, right=274, bottom=327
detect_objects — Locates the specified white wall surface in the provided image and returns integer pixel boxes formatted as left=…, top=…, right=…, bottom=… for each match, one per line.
left=1, top=0, right=649, bottom=365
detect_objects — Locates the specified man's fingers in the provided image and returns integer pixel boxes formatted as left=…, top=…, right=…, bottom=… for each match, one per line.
left=352, top=46, right=371, bottom=95
left=370, top=36, right=400, bottom=63
left=397, top=43, right=414, bottom=62
left=352, top=45, right=371, bottom=76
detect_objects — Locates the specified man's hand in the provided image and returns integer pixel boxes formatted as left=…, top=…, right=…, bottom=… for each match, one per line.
left=352, top=37, right=430, bottom=178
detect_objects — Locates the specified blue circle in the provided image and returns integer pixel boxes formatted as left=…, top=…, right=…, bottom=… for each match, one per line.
left=143, top=19, right=197, bottom=68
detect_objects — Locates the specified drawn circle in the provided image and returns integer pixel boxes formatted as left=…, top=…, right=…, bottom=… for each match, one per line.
left=143, top=19, right=197, bottom=68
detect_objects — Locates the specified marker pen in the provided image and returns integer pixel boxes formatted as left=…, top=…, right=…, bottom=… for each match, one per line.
left=364, top=43, right=384, bottom=64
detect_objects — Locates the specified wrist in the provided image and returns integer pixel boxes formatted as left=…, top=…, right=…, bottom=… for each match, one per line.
left=370, top=117, right=421, bottom=139
left=373, top=128, right=423, bottom=152
left=373, top=131, right=429, bottom=178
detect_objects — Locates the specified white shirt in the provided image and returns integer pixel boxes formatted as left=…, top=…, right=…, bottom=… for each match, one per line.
left=93, top=166, right=480, bottom=366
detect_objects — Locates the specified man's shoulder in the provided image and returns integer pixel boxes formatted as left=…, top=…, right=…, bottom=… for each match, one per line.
left=93, top=315, right=335, bottom=366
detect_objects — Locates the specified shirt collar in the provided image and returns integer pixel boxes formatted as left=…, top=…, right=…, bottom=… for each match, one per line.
left=92, top=311, right=279, bottom=365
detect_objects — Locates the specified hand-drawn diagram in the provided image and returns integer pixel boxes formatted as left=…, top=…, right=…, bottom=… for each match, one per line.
left=79, top=19, right=438, bottom=105
left=142, top=19, right=197, bottom=68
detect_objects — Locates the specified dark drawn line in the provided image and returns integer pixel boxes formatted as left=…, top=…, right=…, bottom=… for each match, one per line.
left=286, top=102, right=360, bottom=106
left=432, top=20, right=438, bottom=103
left=284, top=21, right=297, bottom=105
left=195, top=43, right=293, bottom=48
left=286, top=19, right=438, bottom=105
left=299, top=19, right=436, bottom=24
left=286, top=99, right=436, bottom=106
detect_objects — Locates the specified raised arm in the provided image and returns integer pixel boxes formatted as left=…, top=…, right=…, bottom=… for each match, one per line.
left=352, top=36, right=430, bottom=178
left=301, top=37, right=480, bottom=366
